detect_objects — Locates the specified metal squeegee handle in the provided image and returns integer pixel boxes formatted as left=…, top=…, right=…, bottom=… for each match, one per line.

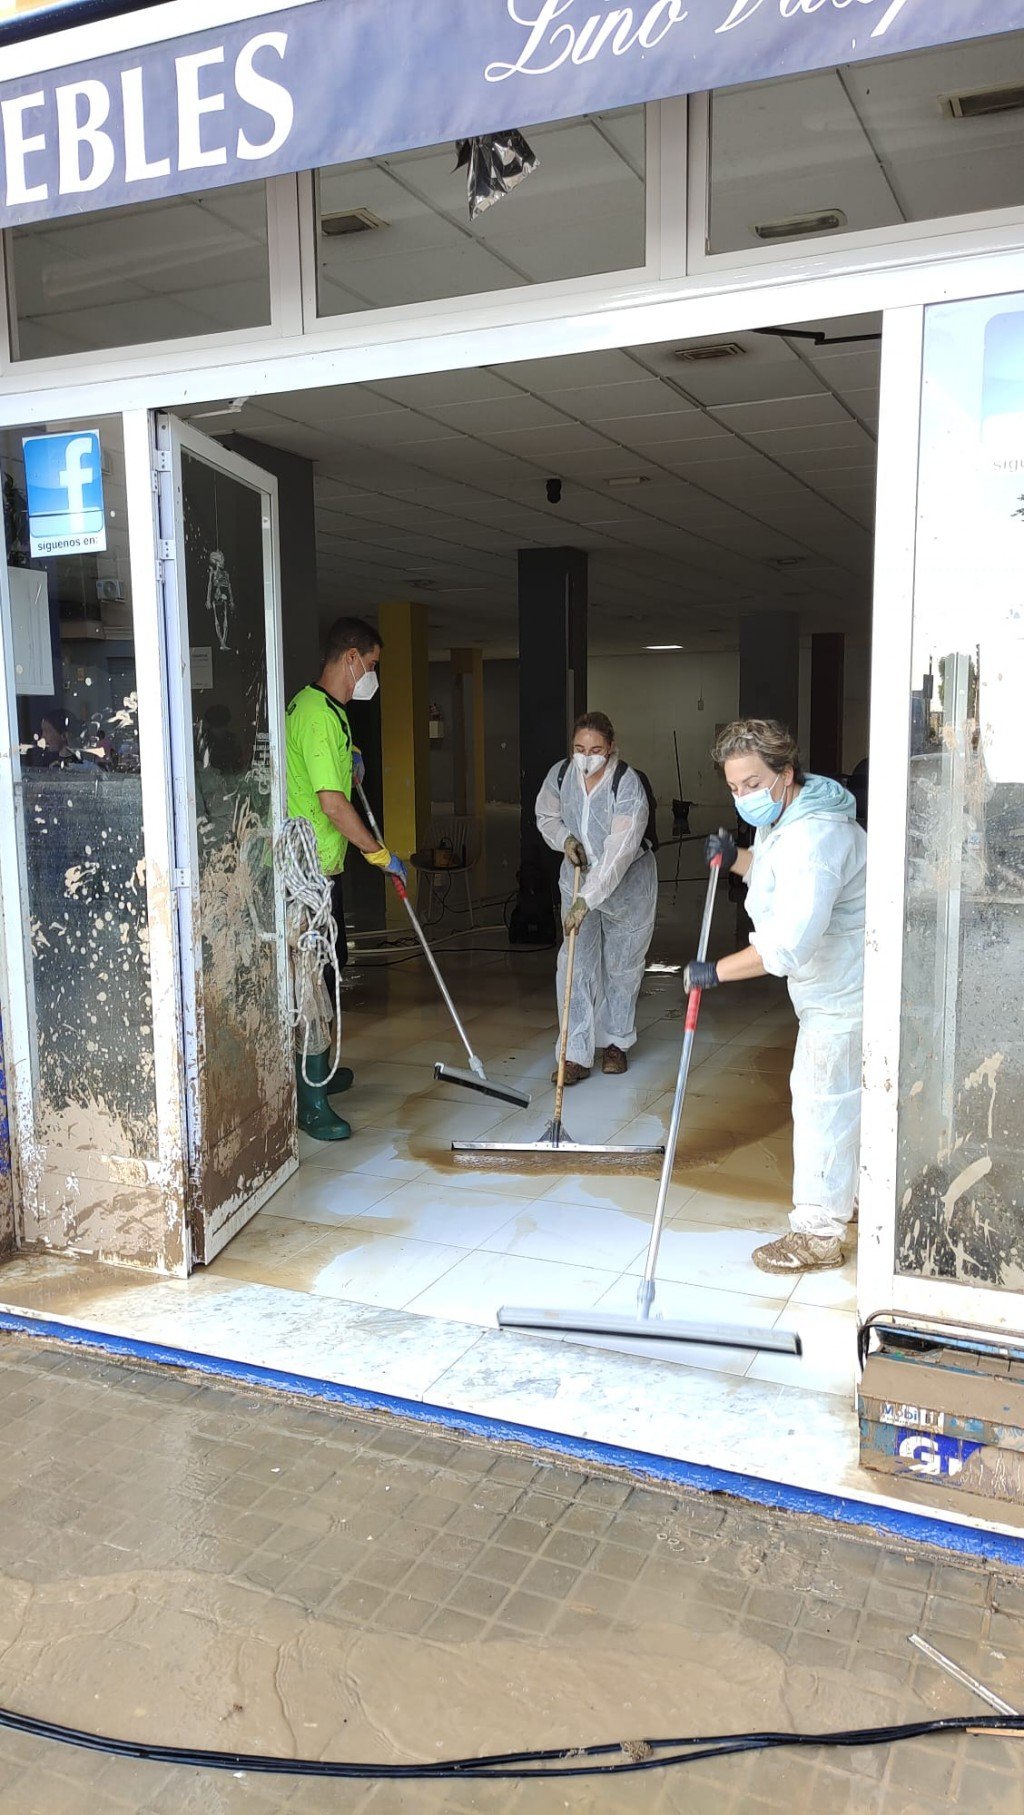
left=354, top=783, right=485, bottom=1079
left=638, top=855, right=722, bottom=1318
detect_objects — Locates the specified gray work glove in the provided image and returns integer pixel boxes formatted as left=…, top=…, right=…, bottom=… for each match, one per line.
left=564, top=835, right=588, bottom=869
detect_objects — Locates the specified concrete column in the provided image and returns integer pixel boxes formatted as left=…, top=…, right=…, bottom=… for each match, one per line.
left=378, top=600, right=430, bottom=862
left=739, top=611, right=800, bottom=732
left=809, top=632, right=846, bottom=780
left=513, top=549, right=587, bottom=941
left=450, top=647, right=486, bottom=825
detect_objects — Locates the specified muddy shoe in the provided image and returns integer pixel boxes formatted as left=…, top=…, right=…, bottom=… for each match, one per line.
left=550, top=1062, right=591, bottom=1087
left=752, top=1232, right=844, bottom=1274
left=601, top=1045, right=628, bottom=1075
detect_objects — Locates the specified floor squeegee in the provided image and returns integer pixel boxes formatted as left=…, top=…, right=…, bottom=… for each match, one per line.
left=497, top=857, right=803, bottom=1358
left=354, top=784, right=531, bottom=1111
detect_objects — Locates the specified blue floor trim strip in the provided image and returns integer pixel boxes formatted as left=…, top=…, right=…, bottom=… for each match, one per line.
left=2, top=1307, right=1023, bottom=1569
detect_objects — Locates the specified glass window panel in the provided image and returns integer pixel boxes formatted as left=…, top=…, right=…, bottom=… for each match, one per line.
left=7, top=183, right=271, bottom=360
left=0, top=416, right=156, bottom=1161
left=708, top=34, right=1024, bottom=255
left=896, top=294, right=1024, bottom=1290
left=181, top=451, right=288, bottom=1182
left=315, top=108, right=645, bottom=317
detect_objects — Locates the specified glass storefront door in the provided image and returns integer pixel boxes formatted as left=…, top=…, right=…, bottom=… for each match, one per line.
left=154, top=416, right=294, bottom=1264
left=864, top=288, right=1024, bottom=1341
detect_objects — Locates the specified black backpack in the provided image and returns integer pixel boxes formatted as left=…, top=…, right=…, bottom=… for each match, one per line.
left=557, top=758, right=659, bottom=853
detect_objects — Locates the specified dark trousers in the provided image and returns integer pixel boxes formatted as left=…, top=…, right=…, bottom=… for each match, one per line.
left=325, top=871, right=348, bottom=1005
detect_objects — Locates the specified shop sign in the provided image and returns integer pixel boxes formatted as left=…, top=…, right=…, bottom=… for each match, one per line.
left=1, top=0, right=1024, bottom=227
left=22, top=428, right=107, bottom=556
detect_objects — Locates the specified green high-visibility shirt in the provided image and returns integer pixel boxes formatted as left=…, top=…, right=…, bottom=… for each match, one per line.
left=285, top=685, right=353, bottom=876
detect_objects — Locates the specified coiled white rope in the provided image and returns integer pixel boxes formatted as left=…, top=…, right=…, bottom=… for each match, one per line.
left=276, top=817, right=344, bottom=1086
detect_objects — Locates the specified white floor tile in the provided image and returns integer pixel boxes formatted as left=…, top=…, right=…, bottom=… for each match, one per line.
left=642, top=1221, right=794, bottom=1303
left=338, top=1177, right=521, bottom=1247
left=405, top=1248, right=620, bottom=1329
left=479, top=1199, right=650, bottom=1273
left=303, top=1231, right=467, bottom=1310
left=262, top=1169, right=403, bottom=1227
left=746, top=1303, right=860, bottom=1399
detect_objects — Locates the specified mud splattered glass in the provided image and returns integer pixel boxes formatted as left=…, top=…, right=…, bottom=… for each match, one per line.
left=0, top=418, right=156, bottom=1213
left=181, top=451, right=288, bottom=1205
left=896, top=295, right=1024, bottom=1289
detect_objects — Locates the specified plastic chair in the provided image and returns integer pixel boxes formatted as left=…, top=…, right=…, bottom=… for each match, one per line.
left=410, top=816, right=482, bottom=924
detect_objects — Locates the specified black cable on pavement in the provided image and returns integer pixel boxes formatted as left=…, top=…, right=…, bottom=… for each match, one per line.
left=0, top=1704, right=1019, bottom=1781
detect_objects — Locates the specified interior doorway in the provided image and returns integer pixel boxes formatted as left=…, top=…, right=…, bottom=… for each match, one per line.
left=182, top=313, right=878, bottom=1416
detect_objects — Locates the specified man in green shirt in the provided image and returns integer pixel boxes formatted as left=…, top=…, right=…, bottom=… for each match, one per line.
left=286, top=615, right=407, bottom=1133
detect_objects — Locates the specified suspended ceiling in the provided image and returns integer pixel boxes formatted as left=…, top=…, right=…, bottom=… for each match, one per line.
left=198, top=317, right=880, bottom=657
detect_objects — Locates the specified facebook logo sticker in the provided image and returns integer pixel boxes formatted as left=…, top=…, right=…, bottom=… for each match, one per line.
left=22, top=430, right=107, bottom=558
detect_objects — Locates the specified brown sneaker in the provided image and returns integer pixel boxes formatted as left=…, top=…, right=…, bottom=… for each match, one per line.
left=752, top=1232, right=844, bottom=1274
left=601, top=1045, right=628, bottom=1075
left=551, top=1062, right=591, bottom=1087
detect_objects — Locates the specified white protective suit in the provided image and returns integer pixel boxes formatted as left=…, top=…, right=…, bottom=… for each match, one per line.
left=744, top=775, right=867, bottom=1240
left=536, top=758, right=658, bottom=1068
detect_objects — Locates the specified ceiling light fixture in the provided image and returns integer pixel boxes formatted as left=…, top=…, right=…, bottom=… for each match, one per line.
left=606, top=474, right=651, bottom=489
left=320, top=207, right=389, bottom=236
left=754, top=209, right=847, bottom=241
left=646, top=643, right=683, bottom=650
left=944, top=82, right=1024, bottom=119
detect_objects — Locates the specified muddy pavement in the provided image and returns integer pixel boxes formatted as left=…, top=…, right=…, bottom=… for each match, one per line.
left=0, top=1336, right=1019, bottom=1813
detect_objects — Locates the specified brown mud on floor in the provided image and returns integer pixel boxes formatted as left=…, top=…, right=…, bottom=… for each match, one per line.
left=0, top=1567, right=929, bottom=1765
left=1, top=1338, right=1022, bottom=1813
left=416, top=1102, right=792, bottom=1203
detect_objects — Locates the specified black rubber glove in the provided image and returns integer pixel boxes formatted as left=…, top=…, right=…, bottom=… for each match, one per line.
left=704, top=827, right=738, bottom=872
left=683, top=960, right=719, bottom=992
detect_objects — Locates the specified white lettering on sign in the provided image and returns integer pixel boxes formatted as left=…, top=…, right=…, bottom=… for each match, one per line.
left=1, top=92, right=48, bottom=205
left=486, top=0, right=689, bottom=80
left=0, top=28, right=295, bottom=208
left=121, top=68, right=172, bottom=182
left=717, top=0, right=916, bottom=39
left=176, top=48, right=228, bottom=171
left=56, top=81, right=115, bottom=194
left=235, top=33, right=293, bottom=159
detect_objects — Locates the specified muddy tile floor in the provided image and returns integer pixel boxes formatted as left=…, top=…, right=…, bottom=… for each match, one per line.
left=0, top=1338, right=1020, bottom=1813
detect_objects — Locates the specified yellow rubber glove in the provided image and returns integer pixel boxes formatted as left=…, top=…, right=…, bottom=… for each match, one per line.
left=365, top=846, right=408, bottom=885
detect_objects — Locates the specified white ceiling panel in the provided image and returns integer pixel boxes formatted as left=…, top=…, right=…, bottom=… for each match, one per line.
left=217, top=317, right=882, bottom=653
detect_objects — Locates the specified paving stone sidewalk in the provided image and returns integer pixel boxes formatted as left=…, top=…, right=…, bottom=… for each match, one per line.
left=0, top=1334, right=1019, bottom=1813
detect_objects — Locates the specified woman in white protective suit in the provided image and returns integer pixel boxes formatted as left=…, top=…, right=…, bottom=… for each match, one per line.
left=536, top=712, right=658, bottom=1085
left=683, top=719, right=867, bottom=1276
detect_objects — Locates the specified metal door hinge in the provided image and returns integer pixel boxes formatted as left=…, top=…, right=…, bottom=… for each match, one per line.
left=157, top=539, right=175, bottom=560
left=152, top=450, right=172, bottom=473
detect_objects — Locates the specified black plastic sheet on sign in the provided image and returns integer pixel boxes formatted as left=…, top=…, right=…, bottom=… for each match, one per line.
left=454, top=131, right=538, bottom=220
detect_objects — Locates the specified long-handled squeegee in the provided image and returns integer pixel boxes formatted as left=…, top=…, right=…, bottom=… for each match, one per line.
left=497, top=857, right=803, bottom=1358
left=452, top=869, right=664, bottom=1164
left=355, top=784, right=530, bottom=1110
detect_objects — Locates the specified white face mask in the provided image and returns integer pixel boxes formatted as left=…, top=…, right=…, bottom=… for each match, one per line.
left=573, top=751, right=608, bottom=777
left=351, top=653, right=379, bottom=703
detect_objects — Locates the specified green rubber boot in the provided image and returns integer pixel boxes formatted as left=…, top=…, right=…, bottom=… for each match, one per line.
left=296, top=1052, right=352, bottom=1141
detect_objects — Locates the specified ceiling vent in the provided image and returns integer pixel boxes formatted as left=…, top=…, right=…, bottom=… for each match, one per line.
left=944, top=82, right=1024, bottom=120
left=754, top=209, right=847, bottom=241
left=673, top=341, right=745, bottom=363
left=763, top=556, right=808, bottom=571
left=320, top=208, right=388, bottom=237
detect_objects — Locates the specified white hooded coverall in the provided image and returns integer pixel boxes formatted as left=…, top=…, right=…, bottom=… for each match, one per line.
left=536, top=759, right=658, bottom=1068
left=744, top=776, right=867, bottom=1239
